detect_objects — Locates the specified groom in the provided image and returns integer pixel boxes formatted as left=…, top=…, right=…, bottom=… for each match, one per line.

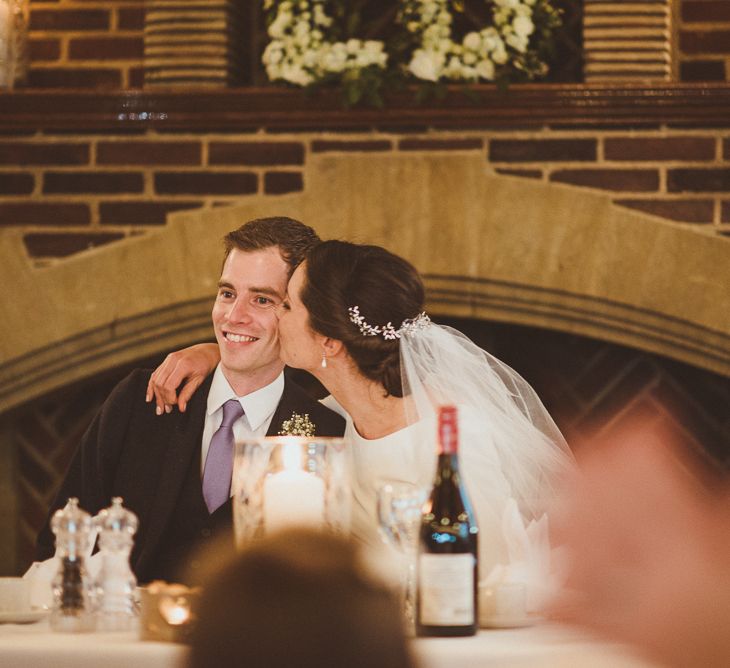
left=36, top=217, right=345, bottom=584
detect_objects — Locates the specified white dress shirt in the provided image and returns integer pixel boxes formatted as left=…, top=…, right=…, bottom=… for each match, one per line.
left=201, top=365, right=285, bottom=474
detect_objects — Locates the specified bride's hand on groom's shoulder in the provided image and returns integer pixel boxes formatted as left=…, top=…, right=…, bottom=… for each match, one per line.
left=146, top=343, right=220, bottom=414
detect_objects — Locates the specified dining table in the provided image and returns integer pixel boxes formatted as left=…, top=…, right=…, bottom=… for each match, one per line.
left=0, top=616, right=656, bottom=668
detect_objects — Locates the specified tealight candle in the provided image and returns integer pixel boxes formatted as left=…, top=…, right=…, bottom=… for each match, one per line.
left=262, top=440, right=325, bottom=533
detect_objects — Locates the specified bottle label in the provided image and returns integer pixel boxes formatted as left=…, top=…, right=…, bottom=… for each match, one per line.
left=418, top=553, right=475, bottom=626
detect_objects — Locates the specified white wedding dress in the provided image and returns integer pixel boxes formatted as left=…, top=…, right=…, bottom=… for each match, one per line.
left=321, top=321, right=574, bottom=609
left=323, top=397, right=522, bottom=577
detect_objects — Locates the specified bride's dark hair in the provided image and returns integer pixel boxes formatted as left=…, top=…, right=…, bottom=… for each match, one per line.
left=301, top=241, right=425, bottom=398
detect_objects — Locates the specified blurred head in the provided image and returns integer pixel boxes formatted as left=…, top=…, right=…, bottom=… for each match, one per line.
left=277, top=241, right=425, bottom=397
left=213, top=217, right=320, bottom=393
left=189, top=529, right=415, bottom=668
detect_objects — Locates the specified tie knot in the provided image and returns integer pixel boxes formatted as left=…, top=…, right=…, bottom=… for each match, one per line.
left=220, top=399, right=244, bottom=427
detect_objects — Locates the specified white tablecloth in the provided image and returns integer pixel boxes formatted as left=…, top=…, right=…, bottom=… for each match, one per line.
left=0, top=618, right=654, bottom=668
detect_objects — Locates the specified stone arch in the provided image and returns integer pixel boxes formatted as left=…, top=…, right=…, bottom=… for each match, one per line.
left=1, top=153, right=728, bottom=413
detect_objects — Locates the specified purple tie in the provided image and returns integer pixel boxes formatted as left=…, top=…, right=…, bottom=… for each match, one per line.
left=203, top=399, right=244, bottom=513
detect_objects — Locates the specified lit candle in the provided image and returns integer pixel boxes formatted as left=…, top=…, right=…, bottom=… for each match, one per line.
left=263, top=440, right=325, bottom=532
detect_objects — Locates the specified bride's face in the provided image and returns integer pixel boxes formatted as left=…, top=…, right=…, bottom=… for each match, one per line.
left=276, top=263, right=321, bottom=371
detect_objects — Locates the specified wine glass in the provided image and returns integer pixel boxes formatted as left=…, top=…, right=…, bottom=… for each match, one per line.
left=377, top=482, right=427, bottom=635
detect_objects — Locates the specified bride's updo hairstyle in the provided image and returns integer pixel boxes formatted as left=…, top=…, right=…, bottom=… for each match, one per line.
left=301, top=241, right=425, bottom=398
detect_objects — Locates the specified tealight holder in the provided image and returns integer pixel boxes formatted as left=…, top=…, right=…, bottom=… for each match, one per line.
left=232, top=436, right=350, bottom=547
left=139, top=582, right=200, bottom=643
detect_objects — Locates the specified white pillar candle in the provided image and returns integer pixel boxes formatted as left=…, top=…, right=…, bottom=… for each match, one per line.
left=0, top=1, right=10, bottom=88
left=262, top=441, right=325, bottom=533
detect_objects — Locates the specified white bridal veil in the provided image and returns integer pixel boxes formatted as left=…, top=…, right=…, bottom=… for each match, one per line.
left=399, top=319, right=575, bottom=575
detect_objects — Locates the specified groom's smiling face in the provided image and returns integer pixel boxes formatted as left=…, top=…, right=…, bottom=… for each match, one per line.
left=212, top=246, right=288, bottom=393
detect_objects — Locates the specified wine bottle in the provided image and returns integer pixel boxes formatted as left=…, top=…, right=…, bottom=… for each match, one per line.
left=416, top=405, right=479, bottom=637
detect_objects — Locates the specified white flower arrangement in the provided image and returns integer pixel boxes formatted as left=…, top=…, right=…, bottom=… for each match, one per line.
left=262, top=0, right=387, bottom=98
left=401, top=0, right=559, bottom=83
left=261, top=0, right=561, bottom=102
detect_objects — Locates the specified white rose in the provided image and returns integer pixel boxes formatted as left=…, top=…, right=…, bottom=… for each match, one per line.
left=492, top=42, right=508, bottom=64
left=346, top=38, right=360, bottom=54
left=408, top=48, right=444, bottom=81
left=322, top=46, right=346, bottom=73
left=302, top=49, right=319, bottom=68
left=506, top=33, right=529, bottom=53
left=476, top=59, right=495, bottom=80
left=364, top=40, right=383, bottom=57
left=264, top=44, right=284, bottom=65
left=437, top=37, right=452, bottom=53
left=463, top=51, right=477, bottom=65
left=463, top=32, right=481, bottom=51
left=513, top=15, right=534, bottom=38
left=268, top=12, right=290, bottom=39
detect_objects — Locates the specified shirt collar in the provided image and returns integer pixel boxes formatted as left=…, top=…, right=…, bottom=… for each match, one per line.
left=207, top=365, right=285, bottom=432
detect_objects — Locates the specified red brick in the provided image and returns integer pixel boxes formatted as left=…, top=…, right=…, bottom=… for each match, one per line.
left=604, top=137, right=715, bottom=161
left=97, top=141, right=200, bottom=166
left=118, top=7, right=145, bottom=30
left=30, top=9, right=109, bottom=31
left=667, top=168, right=730, bottom=192
left=680, top=30, right=730, bottom=55
left=0, top=143, right=89, bottom=165
left=495, top=168, right=542, bottom=179
left=28, top=68, right=122, bottom=88
left=722, top=201, right=730, bottom=223
left=264, top=172, right=303, bottom=194
left=24, top=232, right=125, bottom=259
left=209, top=142, right=304, bottom=166
left=399, top=138, right=483, bottom=151
left=490, top=139, right=596, bottom=162
left=128, top=66, right=144, bottom=89
left=724, top=138, right=730, bottom=159
left=550, top=169, right=659, bottom=192
left=29, top=38, right=61, bottom=62
left=44, top=172, right=144, bottom=194
left=155, top=172, right=257, bottom=195
left=681, top=1, right=730, bottom=22
left=679, top=60, right=726, bottom=82
left=0, top=173, right=34, bottom=195
left=614, top=199, right=714, bottom=223
left=311, top=140, right=392, bottom=152
left=0, top=202, right=90, bottom=226
left=99, top=201, right=202, bottom=225
left=69, top=37, right=144, bottom=61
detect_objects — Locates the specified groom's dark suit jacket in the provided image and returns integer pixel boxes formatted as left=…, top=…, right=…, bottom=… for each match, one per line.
left=36, top=368, right=345, bottom=584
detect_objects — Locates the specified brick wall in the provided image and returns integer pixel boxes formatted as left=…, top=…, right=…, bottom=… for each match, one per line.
left=678, top=0, right=730, bottom=81
left=1, top=126, right=728, bottom=263
left=28, top=0, right=145, bottom=89
left=23, top=1, right=730, bottom=88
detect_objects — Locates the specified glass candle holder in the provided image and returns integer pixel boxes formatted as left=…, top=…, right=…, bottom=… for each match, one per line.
left=232, top=436, right=350, bottom=547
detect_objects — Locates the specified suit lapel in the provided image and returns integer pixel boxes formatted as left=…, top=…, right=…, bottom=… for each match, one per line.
left=135, top=374, right=214, bottom=576
left=265, top=377, right=298, bottom=437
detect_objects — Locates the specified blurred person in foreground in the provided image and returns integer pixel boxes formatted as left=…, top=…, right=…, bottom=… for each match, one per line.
left=550, top=419, right=730, bottom=668
left=189, top=528, right=416, bottom=668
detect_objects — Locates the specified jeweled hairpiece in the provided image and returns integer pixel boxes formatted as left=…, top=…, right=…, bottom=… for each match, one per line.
left=348, top=306, right=430, bottom=340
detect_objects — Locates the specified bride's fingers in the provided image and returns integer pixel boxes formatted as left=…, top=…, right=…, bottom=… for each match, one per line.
left=178, top=375, right=205, bottom=413
left=147, top=356, right=180, bottom=414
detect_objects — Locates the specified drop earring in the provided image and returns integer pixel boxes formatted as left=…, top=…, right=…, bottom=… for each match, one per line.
left=321, top=352, right=327, bottom=368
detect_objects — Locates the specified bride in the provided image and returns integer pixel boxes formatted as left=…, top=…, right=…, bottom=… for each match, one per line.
left=148, top=240, right=573, bottom=580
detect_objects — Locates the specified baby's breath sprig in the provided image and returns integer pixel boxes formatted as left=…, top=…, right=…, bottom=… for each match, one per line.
left=279, top=412, right=317, bottom=437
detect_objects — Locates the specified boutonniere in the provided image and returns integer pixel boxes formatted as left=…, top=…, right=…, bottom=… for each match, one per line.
left=279, top=412, right=316, bottom=437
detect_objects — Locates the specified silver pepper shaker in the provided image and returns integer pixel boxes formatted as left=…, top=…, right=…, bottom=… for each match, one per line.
left=50, top=498, right=95, bottom=632
left=94, top=497, right=139, bottom=631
